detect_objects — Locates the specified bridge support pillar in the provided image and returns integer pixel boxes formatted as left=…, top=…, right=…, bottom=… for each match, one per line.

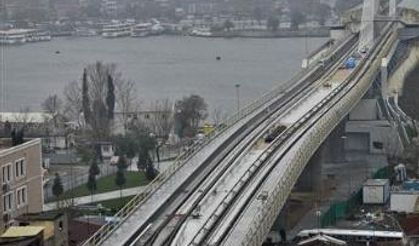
left=381, top=58, right=389, bottom=99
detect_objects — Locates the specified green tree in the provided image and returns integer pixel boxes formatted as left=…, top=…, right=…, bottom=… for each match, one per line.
left=86, top=174, right=97, bottom=200
left=267, top=16, right=280, bottom=32
left=82, top=69, right=91, bottom=125
left=290, top=10, right=306, bottom=30
left=52, top=173, right=64, bottom=199
left=115, top=156, right=127, bottom=198
left=145, top=163, right=157, bottom=181
left=223, top=20, right=235, bottom=32
left=89, top=159, right=101, bottom=177
left=175, top=95, right=208, bottom=138
left=106, top=74, right=115, bottom=120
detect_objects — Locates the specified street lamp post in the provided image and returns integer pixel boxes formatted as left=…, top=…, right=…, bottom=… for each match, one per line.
left=235, top=84, right=240, bottom=114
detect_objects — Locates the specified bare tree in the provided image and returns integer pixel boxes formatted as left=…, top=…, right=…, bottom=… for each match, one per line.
left=150, top=99, right=174, bottom=140
left=82, top=61, right=123, bottom=139
left=115, top=79, right=139, bottom=130
left=42, top=95, right=63, bottom=114
left=212, top=107, right=225, bottom=127
left=63, top=81, right=82, bottom=124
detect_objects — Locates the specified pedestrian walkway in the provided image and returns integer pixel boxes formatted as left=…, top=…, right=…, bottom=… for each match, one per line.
left=43, top=186, right=146, bottom=211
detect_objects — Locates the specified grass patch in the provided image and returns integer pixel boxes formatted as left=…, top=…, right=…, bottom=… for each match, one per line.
left=94, top=196, right=135, bottom=214
left=63, top=171, right=149, bottom=198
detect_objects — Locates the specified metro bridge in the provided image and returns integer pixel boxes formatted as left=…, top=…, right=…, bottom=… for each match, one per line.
left=82, top=1, right=411, bottom=245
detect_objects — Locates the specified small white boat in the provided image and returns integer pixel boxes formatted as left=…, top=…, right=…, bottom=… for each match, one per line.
left=190, top=28, right=212, bottom=37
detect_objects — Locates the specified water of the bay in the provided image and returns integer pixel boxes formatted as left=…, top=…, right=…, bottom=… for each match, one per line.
left=2, top=36, right=326, bottom=118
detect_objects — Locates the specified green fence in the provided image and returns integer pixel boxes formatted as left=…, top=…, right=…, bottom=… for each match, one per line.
left=320, top=166, right=391, bottom=227
left=320, top=189, right=362, bottom=227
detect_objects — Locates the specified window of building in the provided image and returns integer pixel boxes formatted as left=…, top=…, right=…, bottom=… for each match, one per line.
left=2, top=164, right=11, bottom=184
left=3, top=192, right=13, bottom=212
left=16, top=186, right=27, bottom=208
left=15, top=158, right=25, bottom=179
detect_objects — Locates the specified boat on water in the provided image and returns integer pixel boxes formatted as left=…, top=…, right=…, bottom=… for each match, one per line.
left=102, top=22, right=133, bottom=38
left=74, top=27, right=97, bottom=37
left=26, top=29, right=52, bottom=42
left=131, top=23, right=153, bottom=37
left=0, top=29, right=52, bottom=45
left=190, top=27, right=212, bottom=37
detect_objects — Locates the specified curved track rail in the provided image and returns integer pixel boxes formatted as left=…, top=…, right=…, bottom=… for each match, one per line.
left=130, top=37, right=359, bottom=246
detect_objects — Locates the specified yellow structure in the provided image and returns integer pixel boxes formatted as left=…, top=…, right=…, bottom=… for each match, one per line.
left=202, top=123, right=215, bottom=136
left=1, top=226, right=44, bottom=238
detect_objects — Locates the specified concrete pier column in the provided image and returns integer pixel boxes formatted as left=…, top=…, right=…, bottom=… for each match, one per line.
left=381, top=58, right=389, bottom=99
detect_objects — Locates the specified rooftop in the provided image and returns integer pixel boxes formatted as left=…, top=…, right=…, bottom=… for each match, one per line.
left=363, top=179, right=389, bottom=186
left=1, top=226, right=44, bottom=238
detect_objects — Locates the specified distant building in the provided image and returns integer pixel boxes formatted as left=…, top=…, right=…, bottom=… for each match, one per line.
left=0, top=138, right=44, bottom=231
left=399, top=0, right=419, bottom=24
left=101, top=0, right=121, bottom=17
left=53, top=0, right=81, bottom=19
left=0, top=112, right=71, bottom=151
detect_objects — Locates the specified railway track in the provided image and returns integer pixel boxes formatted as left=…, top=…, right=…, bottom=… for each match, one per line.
left=129, top=35, right=359, bottom=246
left=216, top=24, right=397, bottom=246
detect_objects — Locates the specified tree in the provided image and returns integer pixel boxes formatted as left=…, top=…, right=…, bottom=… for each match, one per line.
left=223, top=20, right=235, bottom=32
left=89, top=158, right=100, bottom=177
left=150, top=99, right=174, bottom=140
left=145, top=162, right=157, bottom=181
left=290, top=10, right=306, bottom=30
left=52, top=173, right=64, bottom=199
left=113, top=134, right=137, bottom=167
left=106, top=74, right=115, bottom=120
left=175, top=95, right=208, bottom=138
left=115, top=80, right=138, bottom=130
left=81, top=62, right=127, bottom=139
left=267, top=16, right=280, bottom=32
left=63, top=81, right=82, bottom=124
left=115, top=156, right=127, bottom=198
left=42, top=94, right=63, bottom=115
left=11, top=128, right=24, bottom=146
left=86, top=174, right=97, bottom=199
left=82, top=69, right=92, bottom=125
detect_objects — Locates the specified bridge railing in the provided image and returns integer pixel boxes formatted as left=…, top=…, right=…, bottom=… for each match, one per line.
left=82, top=34, right=357, bottom=246
left=242, top=24, right=397, bottom=246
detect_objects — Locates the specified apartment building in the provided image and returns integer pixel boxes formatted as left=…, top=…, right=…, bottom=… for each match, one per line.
left=0, top=138, right=43, bottom=231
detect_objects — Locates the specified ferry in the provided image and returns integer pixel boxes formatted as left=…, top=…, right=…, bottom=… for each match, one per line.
left=0, top=29, right=26, bottom=45
left=0, top=29, right=51, bottom=45
left=131, top=23, right=153, bottom=37
left=190, top=27, right=212, bottom=37
left=25, top=29, right=52, bottom=42
left=74, top=27, right=97, bottom=37
left=102, top=23, right=133, bottom=38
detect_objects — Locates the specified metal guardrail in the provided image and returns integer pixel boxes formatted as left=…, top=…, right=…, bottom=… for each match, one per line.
left=82, top=58, right=317, bottom=246
left=241, top=24, right=398, bottom=246
left=82, top=34, right=358, bottom=246
left=181, top=38, right=359, bottom=246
